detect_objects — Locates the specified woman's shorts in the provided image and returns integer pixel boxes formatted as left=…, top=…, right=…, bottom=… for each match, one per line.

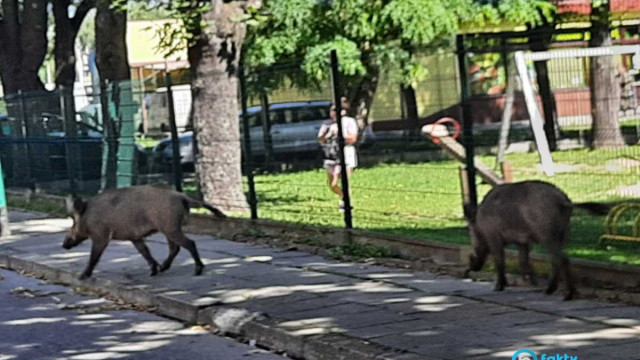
left=323, top=146, right=357, bottom=175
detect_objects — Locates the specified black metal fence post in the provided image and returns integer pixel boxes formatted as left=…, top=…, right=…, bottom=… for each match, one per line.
left=17, top=90, right=34, bottom=189
left=239, top=63, right=259, bottom=220
left=330, top=50, right=353, bottom=229
left=165, top=72, right=183, bottom=192
left=59, top=86, right=78, bottom=194
left=456, top=35, right=478, bottom=209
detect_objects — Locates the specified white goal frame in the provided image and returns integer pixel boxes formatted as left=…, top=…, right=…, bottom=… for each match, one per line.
left=514, top=45, right=640, bottom=177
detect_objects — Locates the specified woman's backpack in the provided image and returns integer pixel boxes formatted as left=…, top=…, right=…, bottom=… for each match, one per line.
left=321, top=136, right=340, bottom=161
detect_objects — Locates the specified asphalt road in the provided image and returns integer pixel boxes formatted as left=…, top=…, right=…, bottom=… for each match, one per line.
left=0, top=268, right=286, bottom=360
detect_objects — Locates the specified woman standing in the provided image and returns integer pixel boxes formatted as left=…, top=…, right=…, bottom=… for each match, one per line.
left=317, top=97, right=359, bottom=212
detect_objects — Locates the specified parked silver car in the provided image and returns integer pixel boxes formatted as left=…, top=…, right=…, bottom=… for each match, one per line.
left=153, top=101, right=375, bottom=169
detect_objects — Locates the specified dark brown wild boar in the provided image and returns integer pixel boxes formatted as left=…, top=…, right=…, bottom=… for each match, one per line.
left=63, top=185, right=226, bottom=280
left=463, top=180, right=609, bottom=300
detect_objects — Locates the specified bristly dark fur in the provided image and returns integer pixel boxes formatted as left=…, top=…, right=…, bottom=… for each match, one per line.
left=464, top=180, right=583, bottom=301
left=62, top=185, right=226, bottom=280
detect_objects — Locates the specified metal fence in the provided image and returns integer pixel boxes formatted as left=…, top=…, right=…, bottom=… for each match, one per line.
left=1, top=46, right=639, bottom=244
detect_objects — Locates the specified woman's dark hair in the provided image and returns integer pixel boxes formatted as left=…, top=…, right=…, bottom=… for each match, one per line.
left=330, top=96, right=350, bottom=113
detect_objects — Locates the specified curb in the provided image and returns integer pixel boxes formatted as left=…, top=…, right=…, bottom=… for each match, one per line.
left=0, top=250, right=426, bottom=360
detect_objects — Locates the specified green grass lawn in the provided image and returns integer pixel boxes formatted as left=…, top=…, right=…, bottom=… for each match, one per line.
left=187, top=147, right=640, bottom=266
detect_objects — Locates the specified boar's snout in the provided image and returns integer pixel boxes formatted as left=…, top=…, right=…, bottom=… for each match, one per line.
left=62, top=236, right=75, bottom=249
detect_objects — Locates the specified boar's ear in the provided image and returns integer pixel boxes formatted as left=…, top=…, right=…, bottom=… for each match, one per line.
left=66, top=196, right=86, bottom=215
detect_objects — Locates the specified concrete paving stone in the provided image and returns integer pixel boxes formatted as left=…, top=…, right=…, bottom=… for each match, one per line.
left=384, top=296, right=515, bottom=317
left=303, top=261, right=400, bottom=276
left=277, top=301, right=378, bottom=318
left=276, top=309, right=409, bottom=335
left=560, top=305, right=640, bottom=329
left=364, top=269, right=439, bottom=283
left=347, top=317, right=440, bottom=339
left=393, top=277, right=494, bottom=295
left=241, top=291, right=323, bottom=313
left=202, top=282, right=345, bottom=306
left=371, top=330, right=522, bottom=360
left=248, top=295, right=350, bottom=316
left=525, top=325, right=639, bottom=348
left=237, top=270, right=374, bottom=288
left=8, top=210, right=51, bottom=222
left=8, top=217, right=71, bottom=235
left=472, top=288, right=621, bottom=314
left=567, top=340, right=640, bottom=359
left=331, top=289, right=420, bottom=307
left=270, top=255, right=334, bottom=267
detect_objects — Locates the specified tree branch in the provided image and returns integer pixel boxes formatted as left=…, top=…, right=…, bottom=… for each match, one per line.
left=72, top=0, right=96, bottom=32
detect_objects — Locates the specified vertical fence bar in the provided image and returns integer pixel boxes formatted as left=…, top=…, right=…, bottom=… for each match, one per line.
left=239, top=63, right=258, bottom=220
left=330, top=50, right=353, bottom=229
left=17, top=91, right=33, bottom=188
left=456, top=35, right=477, bottom=209
left=0, top=160, right=10, bottom=237
left=59, top=86, right=78, bottom=195
left=165, top=72, right=183, bottom=192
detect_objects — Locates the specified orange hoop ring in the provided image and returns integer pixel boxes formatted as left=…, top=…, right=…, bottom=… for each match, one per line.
left=428, top=117, right=461, bottom=144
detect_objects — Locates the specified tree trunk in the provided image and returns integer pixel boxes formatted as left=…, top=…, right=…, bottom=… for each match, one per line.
left=590, top=16, right=625, bottom=148
left=189, top=0, right=253, bottom=212
left=53, top=0, right=94, bottom=88
left=401, top=84, right=419, bottom=138
left=348, top=62, right=380, bottom=128
left=0, top=0, right=47, bottom=94
left=95, top=0, right=132, bottom=189
left=95, top=0, right=130, bottom=82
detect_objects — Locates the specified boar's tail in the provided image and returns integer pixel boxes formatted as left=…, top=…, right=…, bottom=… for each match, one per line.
left=573, top=202, right=611, bottom=216
left=202, top=204, right=227, bottom=218
left=181, top=195, right=227, bottom=218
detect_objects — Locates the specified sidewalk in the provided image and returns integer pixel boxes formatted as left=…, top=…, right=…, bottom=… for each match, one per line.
left=1, top=210, right=639, bottom=360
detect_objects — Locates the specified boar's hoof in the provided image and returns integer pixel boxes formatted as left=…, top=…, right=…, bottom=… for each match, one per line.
left=544, top=284, right=558, bottom=295
left=194, top=265, right=204, bottom=276
left=493, top=282, right=505, bottom=291
left=150, top=264, right=159, bottom=276
left=79, top=272, right=91, bottom=280
left=463, top=268, right=472, bottom=278
left=563, top=288, right=576, bottom=301
left=159, top=262, right=171, bottom=273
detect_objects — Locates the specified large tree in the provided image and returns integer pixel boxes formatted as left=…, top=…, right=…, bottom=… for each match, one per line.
left=95, top=0, right=130, bottom=82
left=589, top=0, right=625, bottom=148
left=159, top=0, right=260, bottom=212
left=0, top=0, right=48, bottom=94
left=53, top=0, right=95, bottom=88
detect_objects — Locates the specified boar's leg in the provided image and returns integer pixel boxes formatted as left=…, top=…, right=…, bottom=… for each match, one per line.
left=166, top=231, right=204, bottom=276
left=132, top=240, right=160, bottom=276
left=560, top=254, right=576, bottom=301
left=545, top=257, right=560, bottom=296
left=493, top=246, right=508, bottom=291
left=518, top=243, right=537, bottom=286
left=160, top=241, right=180, bottom=273
left=80, top=237, right=109, bottom=280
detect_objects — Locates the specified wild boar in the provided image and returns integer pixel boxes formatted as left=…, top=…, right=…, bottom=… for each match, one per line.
left=463, top=180, right=609, bottom=300
left=63, top=185, right=226, bottom=280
